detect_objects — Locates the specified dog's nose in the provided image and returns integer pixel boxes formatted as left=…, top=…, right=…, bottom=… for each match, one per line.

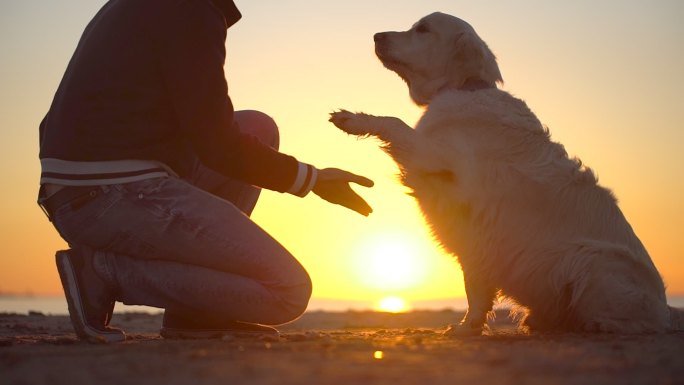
left=374, top=32, right=387, bottom=43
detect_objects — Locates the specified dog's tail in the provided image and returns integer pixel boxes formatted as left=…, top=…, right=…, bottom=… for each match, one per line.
left=668, top=306, right=684, bottom=331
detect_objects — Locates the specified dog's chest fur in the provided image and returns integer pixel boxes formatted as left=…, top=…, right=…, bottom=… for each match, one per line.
left=398, top=89, right=598, bottom=270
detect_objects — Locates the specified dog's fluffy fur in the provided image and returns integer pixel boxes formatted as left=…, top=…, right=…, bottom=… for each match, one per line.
left=330, top=12, right=679, bottom=334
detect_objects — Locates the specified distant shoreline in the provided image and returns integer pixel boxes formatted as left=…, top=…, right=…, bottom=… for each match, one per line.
left=2, top=295, right=683, bottom=315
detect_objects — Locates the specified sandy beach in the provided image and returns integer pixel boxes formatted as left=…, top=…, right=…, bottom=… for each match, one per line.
left=1, top=309, right=683, bottom=385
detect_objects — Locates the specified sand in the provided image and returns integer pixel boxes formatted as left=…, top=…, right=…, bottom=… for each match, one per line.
left=1, top=310, right=683, bottom=385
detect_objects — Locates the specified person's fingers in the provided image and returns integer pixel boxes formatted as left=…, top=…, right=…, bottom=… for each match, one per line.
left=322, top=168, right=374, bottom=188
left=344, top=187, right=373, bottom=216
left=343, top=171, right=374, bottom=188
left=313, top=178, right=373, bottom=216
left=312, top=168, right=374, bottom=216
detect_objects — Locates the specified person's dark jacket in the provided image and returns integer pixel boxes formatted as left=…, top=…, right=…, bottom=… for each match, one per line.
left=39, top=0, right=301, bottom=193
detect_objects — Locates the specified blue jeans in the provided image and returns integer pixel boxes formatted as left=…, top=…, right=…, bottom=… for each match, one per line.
left=48, top=111, right=312, bottom=325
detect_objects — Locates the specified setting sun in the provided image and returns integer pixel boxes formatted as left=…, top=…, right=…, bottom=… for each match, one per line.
left=353, top=232, right=428, bottom=290
left=377, top=296, right=409, bottom=313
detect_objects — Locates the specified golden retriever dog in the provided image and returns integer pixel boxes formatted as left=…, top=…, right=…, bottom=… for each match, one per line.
left=330, top=12, right=681, bottom=334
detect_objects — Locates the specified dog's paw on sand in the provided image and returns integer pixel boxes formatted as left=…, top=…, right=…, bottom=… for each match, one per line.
left=443, top=323, right=485, bottom=337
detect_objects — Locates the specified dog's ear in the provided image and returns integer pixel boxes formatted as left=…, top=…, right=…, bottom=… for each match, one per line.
left=448, top=32, right=503, bottom=88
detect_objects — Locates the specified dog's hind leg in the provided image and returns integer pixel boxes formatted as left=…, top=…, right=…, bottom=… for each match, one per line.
left=561, top=244, right=670, bottom=333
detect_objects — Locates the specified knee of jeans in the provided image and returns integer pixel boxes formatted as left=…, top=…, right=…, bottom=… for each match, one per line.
left=272, top=273, right=312, bottom=325
left=235, top=110, right=280, bottom=150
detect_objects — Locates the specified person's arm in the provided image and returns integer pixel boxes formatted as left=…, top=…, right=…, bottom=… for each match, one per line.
left=157, top=2, right=299, bottom=192
left=157, top=3, right=374, bottom=214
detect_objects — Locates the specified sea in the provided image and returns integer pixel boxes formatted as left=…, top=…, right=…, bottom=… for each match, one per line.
left=1, top=295, right=683, bottom=315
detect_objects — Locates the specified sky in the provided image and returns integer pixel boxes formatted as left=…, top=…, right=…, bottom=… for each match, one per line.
left=0, top=0, right=682, bottom=312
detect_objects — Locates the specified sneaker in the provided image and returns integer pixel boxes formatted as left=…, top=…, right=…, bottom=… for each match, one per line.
left=55, top=248, right=126, bottom=343
left=160, top=312, right=279, bottom=339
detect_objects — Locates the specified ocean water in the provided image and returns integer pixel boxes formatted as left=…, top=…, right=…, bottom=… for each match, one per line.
left=1, top=295, right=682, bottom=315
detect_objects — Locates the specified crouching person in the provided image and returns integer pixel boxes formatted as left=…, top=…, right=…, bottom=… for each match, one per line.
left=38, top=0, right=372, bottom=343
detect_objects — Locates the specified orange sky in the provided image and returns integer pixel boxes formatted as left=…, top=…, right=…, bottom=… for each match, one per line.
left=0, top=1, right=682, bottom=311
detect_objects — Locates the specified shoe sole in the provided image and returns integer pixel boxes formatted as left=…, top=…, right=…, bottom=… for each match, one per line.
left=160, top=327, right=279, bottom=340
left=56, top=251, right=126, bottom=343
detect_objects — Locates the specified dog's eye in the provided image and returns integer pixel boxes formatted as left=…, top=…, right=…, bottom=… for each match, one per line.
left=415, top=24, right=429, bottom=33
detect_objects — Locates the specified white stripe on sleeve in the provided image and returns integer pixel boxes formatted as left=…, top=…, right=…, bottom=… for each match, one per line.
left=287, top=162, right=318, bottom=197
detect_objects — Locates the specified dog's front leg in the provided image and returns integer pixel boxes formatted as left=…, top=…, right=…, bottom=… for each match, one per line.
left=329, top=110, right=414, bottom=147
left=445, top=270, right=496, bottom=336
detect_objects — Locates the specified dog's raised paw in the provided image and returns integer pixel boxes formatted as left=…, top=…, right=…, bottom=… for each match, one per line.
left=329, top=109, right=354, bottom=128
left=329, top=110, right=370, bottom=136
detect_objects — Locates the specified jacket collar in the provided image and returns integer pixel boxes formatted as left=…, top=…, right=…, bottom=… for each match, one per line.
left=211, top=0, right=242, bottom=28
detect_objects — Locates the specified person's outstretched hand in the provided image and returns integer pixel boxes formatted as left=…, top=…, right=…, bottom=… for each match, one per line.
left=312, top=168, right=374, bottom=216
